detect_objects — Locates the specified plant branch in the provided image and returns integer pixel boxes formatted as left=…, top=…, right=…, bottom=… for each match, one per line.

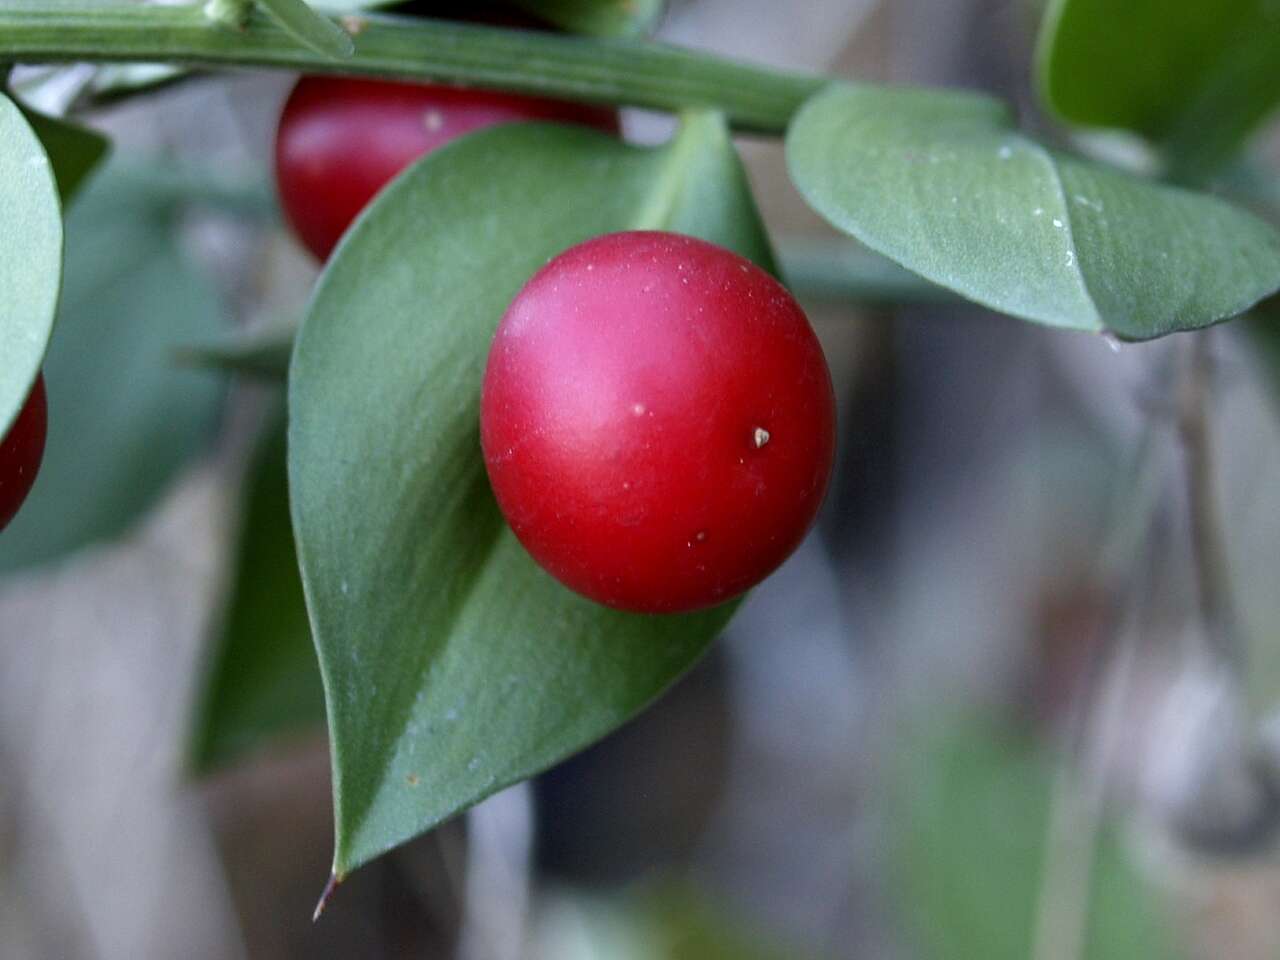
left=0, top=2, right=825, bottom=134
left=1031, top=376, right=1169, bottom=960
left=1032, top=629, right=1141, bottom=960
left=1178, top=332, right=1242, bottom=673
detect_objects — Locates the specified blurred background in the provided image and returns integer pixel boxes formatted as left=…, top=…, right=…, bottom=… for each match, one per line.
left=4, top=0, right=1280, bottom=957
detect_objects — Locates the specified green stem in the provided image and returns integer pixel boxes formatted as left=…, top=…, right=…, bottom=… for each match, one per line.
left=779, top=241, right=959, bottom=305
left=1178, top=332, right=1243, bottom=674
left=0, top=2, right=825, bottom=134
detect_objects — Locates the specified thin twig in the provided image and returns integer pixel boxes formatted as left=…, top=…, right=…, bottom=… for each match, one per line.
left=0, top=3, right=824, bottom=135
left=1031, top=627, right=1142, bottom=960
left=1177, top=332, right=1242, bottom=673
left=1031, top=363, right=1171, bottom=960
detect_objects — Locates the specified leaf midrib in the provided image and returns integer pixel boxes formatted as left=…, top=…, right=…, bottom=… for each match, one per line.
left=1033, top=139, right=1103, bottom=332
left=333, top=473, right=506, bottom=873
left=331, top=115, right=735, bottom=871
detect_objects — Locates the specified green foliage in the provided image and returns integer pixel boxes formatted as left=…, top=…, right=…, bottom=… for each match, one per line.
left=253, top=0, right=354, bottom=58
left=786, top=83, right=1280, bottom=339
left=512, top=0, right=664, bottom=37
left=628, top=883, right=802, bottom=960
left=0, top=161, right=225, bottom=572
left=0, top=93, right=61, bottom=438
left=310, top=0, right=400, bottom=8
left=176, top=321, right=296, bottom=381
left=1037, top=0, right=1280, bottom=180
left=0, top=3, right=821, bottom=136
left=537, top=881, right=805, bottom=960
left=21, top=108, right=110, bottom=203
left=85, top=63, right=190, bottom=104
left=189, top=415, right=322, bottom=771
left=1251, top=301, right=1280, bottom=390
left=289, top=113, right=768, bottom=874
left=6, top=0, right=1280, bottom=901
left=893, top=715, right=1179, bottom=960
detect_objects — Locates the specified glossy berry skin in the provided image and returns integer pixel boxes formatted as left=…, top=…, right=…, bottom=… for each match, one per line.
left=480, top=231, right=837, bottom=614
left=0, top=375, right=47, bottom=532
left=275, top=76, right=619, bottom=261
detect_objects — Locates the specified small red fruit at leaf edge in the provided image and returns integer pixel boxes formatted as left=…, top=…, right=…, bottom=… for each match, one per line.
left=274, top=76, right=619, bottom=261
left=481, top=231, right=837, bottom=614
left=0, top=375, right=47, bottom=532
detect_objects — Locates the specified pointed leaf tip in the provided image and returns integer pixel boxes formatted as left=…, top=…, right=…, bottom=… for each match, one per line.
left=312, top=872, right=341, bottom=922
left=290, top=117, right=766, bottom=874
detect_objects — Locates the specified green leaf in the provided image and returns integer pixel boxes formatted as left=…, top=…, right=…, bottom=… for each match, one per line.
left=0, top=93, right=61, bottom=438
left=510, top=0, right=664, bottom=37
left=894, top=715, right=1180, bottom=960
left=255, top=0, right=355, bottom=59
left=1036, top=0, right=1280, bottom=180
left=786, top=83, right=1280, bottom=340
left=629, top=882, right=804, bottom=960
left=0, top=161, right=225, bottom=572
left=309, top=0, right=403, bottom=9
left=85, top=63, right=191, bottom=106
left=21, top=108, right=110, bottom=204
left=189, top=414, right=322, bottom=771
left=175, top=321, right=296, bottom=380
left=290, top=113, right=771, bottom=875
left=535, top=880, right=806, bottom=960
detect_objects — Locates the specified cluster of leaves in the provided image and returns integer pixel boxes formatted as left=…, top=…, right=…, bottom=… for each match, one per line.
left=2, top=0, right=1280, bottom=892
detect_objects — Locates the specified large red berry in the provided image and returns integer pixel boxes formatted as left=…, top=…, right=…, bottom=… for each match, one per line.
left=480, top=231, right=836, bottom=614
left=0, top=375, right=47, bottom=532
left=274, top=76, right=618, bottom=261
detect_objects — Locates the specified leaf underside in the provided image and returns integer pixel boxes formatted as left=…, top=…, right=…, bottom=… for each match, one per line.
left=0, top=93, right=61, bottom=437
left=786, top=83, right=1280, bottom=340
left=510, top=0, right=664, bottom=37
left=0, top=161, right=225, bottom=572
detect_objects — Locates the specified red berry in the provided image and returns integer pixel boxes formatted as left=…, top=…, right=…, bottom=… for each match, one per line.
left=274, top=76, right=619, bottom=261
left=480, top=231, right=836, bottom=614
left=0, top=375, right=47, bottom=532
